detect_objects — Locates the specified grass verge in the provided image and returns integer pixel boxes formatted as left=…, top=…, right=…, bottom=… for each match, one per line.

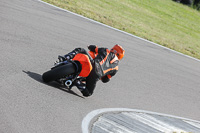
left=42, top=0, right=200, bottom=60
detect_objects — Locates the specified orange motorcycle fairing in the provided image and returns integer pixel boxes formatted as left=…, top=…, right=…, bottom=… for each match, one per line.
left=88, top=51, right=97, bottom=59
left=72, top=53, right=92, bottom=77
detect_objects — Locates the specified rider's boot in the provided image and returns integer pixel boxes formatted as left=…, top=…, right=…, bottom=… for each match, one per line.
left=73, top=79, right=91, bottom=97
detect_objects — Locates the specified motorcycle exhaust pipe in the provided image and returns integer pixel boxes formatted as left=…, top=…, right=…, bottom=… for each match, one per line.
left=65, top=80, right=72, bottom=87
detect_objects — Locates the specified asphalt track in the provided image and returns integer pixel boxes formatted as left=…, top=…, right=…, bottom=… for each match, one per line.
left=0, top=0, right=200, bottom=133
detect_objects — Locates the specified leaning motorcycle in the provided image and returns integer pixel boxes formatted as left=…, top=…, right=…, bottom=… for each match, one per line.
left=42, top=53, right=93, bottom=89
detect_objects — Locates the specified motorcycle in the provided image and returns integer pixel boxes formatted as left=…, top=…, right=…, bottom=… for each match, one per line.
left=42, top=53, right=94, bottom=89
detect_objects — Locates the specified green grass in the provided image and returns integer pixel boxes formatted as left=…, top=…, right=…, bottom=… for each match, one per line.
left=43, top=0, right=200, bottom=60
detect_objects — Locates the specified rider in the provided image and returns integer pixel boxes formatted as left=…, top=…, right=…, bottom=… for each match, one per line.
left=63, top=44, right=125, bottom=97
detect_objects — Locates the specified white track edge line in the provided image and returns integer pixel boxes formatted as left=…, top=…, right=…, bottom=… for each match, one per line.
left=82, top=108, right=200, bottom=133
left=37, top=0, right=200, bottom=62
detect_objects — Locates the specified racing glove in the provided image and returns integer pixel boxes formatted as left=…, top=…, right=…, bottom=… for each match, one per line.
left=88, top=45, right=97, bottom=52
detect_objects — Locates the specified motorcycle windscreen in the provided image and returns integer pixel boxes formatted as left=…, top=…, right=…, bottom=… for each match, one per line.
left=72, top=53, right=92, bottom=77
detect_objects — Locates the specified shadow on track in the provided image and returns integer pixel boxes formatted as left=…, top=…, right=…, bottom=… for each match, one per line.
left=22, top=70, right=84, bottom=99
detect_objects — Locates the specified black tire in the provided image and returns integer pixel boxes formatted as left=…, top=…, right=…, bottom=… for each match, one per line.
left=42, top=63, right=76, bottom=83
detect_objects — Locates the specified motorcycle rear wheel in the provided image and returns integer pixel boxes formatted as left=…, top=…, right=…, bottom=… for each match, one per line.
left=42, top=63, right=76, bottom=83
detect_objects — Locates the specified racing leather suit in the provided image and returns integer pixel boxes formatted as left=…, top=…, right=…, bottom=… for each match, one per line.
left=65, top=45, right=119, bottom=97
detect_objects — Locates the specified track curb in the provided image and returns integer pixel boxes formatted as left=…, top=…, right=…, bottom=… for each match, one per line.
left=82, top=108, right=200, bottom=133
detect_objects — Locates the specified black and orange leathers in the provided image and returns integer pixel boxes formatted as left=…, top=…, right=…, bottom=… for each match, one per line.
left=89, top=46, right=119, bottom=81
left=69, top=46, right=119, bottom=97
